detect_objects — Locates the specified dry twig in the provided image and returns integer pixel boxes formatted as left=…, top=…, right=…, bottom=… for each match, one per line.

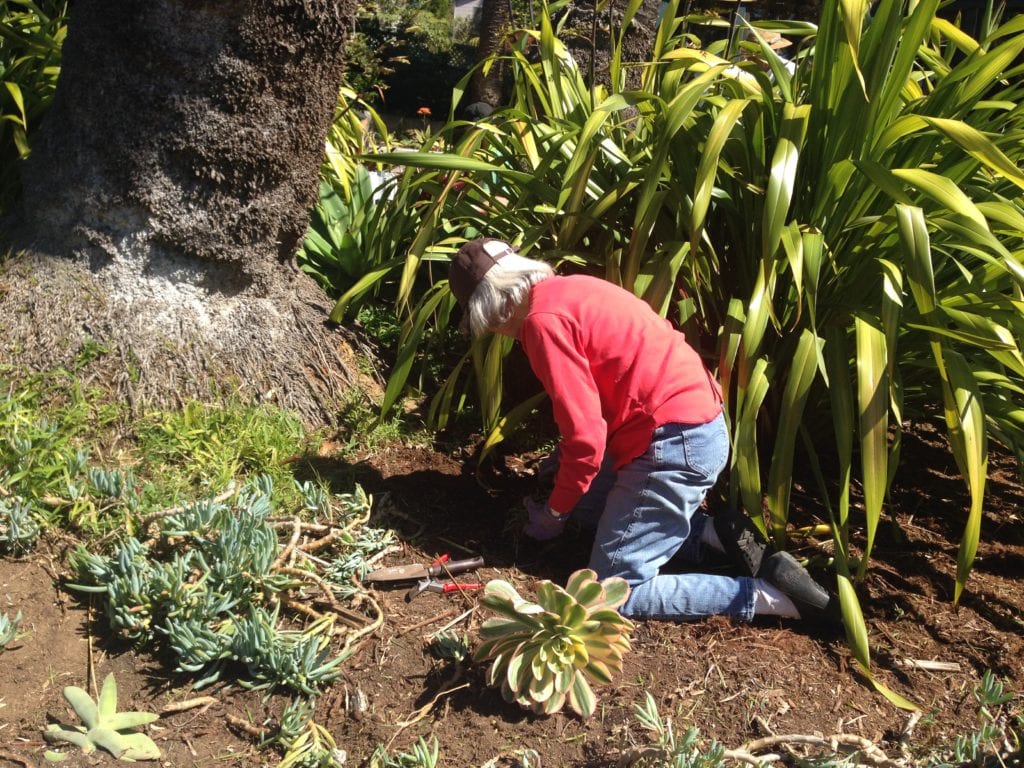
left=272, top=518, right=302, bottom=570
left=160, top=696, right=217, bottom=715
left=276, top=565, right=367, bottom=628
left=396, top=607, right=461, bottom=637
left=737, top=733, right=902, bottom=767
left=225, top=713, right=267, bottom=740
left=383, top=674, right=469, bottom=752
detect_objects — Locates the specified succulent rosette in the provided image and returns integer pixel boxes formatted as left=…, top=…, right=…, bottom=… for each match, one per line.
left=473, top=568, right=634, bottom=717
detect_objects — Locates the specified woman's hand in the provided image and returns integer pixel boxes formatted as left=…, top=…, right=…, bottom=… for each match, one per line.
left=523, top=497, right=569, bottom=541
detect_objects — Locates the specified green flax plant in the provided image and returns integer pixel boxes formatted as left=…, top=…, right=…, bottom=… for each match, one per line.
left=0, top=0, right=66, bottom=216
left=360, top=1, right=726, bottom=432
left=693, top=1, right=1024, bottom=705
left=350, top=0, right=1023, bottom=706
left=298, top=87, right=417, bottom=316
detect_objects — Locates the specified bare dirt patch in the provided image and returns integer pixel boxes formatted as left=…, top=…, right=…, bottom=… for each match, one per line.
left=1, top=423, right=1021, bottom=767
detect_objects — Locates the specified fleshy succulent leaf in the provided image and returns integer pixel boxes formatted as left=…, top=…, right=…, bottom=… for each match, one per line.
left=108, top=731, right=162, bottom=761
left=569, top=580, right=605, bottom=608
left=562, top=602, right=588, bottom=629
left=528, top=667, right=556, bottom=702
left=564, top=568, right=598, bottom=597
left=541, top=688, right=567, bottom=715
left=480, top=593, right=545, bottom=618
left=568, top=669, right=597, bottom=718
left=584, top=658, right=614, bottom=684
left=89, top=727, right=161, bottom=761
left=97, top=673, right=118, bottom=720
left=44, top=726, right=95, bottom=752
left=62, top=687, right=99, bottom=730
left=596, top=577, right=631, bottom=609
left=104, top=712, right=160, bottom=730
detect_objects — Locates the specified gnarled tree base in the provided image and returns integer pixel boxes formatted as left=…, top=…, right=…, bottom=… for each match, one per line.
left=0, top=250, right=379, bottom=426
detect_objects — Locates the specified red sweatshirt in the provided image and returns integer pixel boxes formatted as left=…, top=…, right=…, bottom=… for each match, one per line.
left=519, top=275, right=722, bottom=513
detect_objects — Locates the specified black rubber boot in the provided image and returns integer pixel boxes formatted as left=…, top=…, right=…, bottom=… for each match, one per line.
left=713, top=508, right=773, bottom=577
left=760, top=551, right=841, bottom=624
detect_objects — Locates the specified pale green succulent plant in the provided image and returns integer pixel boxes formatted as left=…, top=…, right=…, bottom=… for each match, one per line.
left=473, top=568, right=634, bottom=718
left=43, top=673, right=160, bottom=762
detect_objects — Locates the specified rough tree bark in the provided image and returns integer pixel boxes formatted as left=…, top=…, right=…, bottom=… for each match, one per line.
left=561, top=0, right=661, bottom=91
left=0, top=0, right=375, bottom=424
left=468, top=0, right=512, bottom=107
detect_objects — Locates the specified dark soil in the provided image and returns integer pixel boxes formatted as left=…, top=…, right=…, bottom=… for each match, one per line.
left=1, top=422, right=1022, bottom=767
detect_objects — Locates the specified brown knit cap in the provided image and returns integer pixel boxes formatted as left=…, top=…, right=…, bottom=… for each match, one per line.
left=448, top=238, right=517, bottom=308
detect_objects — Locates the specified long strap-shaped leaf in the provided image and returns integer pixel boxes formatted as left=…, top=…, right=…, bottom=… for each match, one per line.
left=766, top=329, right=823, bottom=547
left=854, top=314, right=887, bottom=583
left=896, top=203, right=987, bottom=603
left=733, top=357, right=770, bottom=525
left=762, top=103, right=810, bottom=263
left=621, top=65, right=727, bottom=290
left=690, top=98, right=749, bottom=258
left=380, top=284, right=450, bottom=418
left=825, top=325, right=854, bottom=560
left=477, top=391, right=548, bottom=470
left=944, top=352, right=988, bottom=605
left=837, top=574, right=919, bottom=710
left=474, top=333, right=513, bottom=433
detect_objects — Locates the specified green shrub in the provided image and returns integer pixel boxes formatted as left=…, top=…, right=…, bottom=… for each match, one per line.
left=0, top=0, right=67, bottom=216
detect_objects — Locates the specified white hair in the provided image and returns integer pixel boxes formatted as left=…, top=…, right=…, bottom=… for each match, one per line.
left=466, top=253, right=554, bottom=337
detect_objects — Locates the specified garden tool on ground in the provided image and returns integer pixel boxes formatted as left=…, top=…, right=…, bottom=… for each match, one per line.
left=363, top=554, right=484, bottom=585
left=404, top=578, right=484, bottom=602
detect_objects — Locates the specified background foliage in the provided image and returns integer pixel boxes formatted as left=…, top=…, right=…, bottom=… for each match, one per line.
left=300, top=0, right=1024, bottom=705
left=0, top=0, right=65, bottom=219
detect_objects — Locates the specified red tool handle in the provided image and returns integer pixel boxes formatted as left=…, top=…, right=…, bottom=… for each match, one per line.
left=439, top=582, right=483, bottom=593
left=429, top=556, right=484, bottom=577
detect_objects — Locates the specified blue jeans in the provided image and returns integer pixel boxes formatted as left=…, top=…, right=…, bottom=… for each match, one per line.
left=582, top=413, right=756, bottom=622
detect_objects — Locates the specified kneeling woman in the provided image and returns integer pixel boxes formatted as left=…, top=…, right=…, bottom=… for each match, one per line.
left=449, top=238, right=834, bottom=624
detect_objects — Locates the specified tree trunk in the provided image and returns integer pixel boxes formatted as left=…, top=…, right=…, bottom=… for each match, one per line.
left=468, top=0, right=511, bottom=107
left=1, top=0, right=379, bottom=423
left=561, top=0, right=661, bottom=92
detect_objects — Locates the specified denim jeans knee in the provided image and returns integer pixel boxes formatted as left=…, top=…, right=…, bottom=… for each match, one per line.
left=587, top=412, right=756, bottom=622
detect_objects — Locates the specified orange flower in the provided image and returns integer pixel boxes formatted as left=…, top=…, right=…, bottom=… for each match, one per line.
left=417, top=106, right=432, bottom=117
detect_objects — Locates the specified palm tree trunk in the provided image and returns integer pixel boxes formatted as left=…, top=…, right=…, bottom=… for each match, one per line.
left=2, top=0, right=371, bottom=423
left=468, top=0, right=512, bottom=107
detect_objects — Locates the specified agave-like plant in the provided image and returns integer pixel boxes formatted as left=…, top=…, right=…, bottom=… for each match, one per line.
left=473, top=568, right=634, bottom=718
left=43, top=672, right=160, bottom=762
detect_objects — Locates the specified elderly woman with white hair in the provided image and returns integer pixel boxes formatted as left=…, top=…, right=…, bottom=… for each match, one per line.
left=449, top=238, right=837, bottom=624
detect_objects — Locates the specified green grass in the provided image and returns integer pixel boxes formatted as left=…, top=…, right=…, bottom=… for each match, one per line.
left=134, top=399, right=310, bottom=504
left=0, top=367, right=421, bottom=539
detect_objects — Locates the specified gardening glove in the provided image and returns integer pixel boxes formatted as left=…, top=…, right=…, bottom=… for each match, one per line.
left=523, top=497, right=569, bottom=541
